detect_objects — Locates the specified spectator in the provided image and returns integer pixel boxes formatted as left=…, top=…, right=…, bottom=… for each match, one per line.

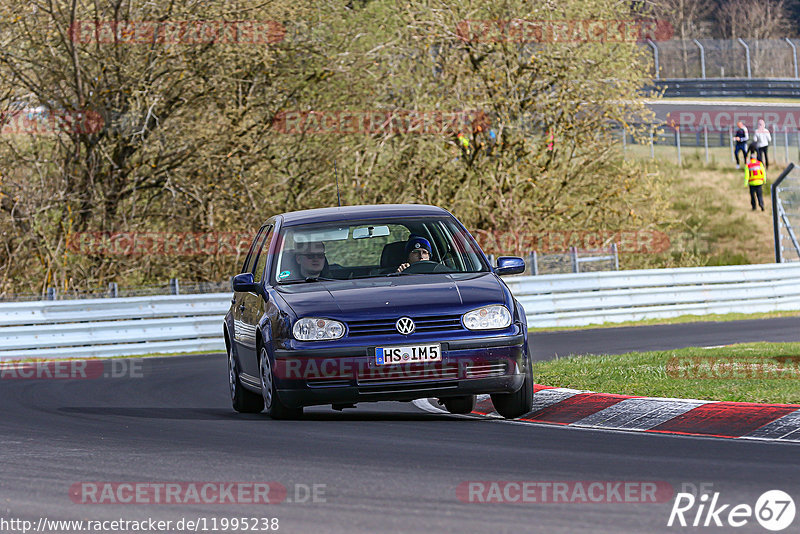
left=754, top=119, right=771, bottom=170
left=733, top=121, right=748, bottom=168
left=744, top=144, right=766, bottom=212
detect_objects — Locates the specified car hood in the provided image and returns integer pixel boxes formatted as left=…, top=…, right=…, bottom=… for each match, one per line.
left=273, top=273, right=508, bottom=319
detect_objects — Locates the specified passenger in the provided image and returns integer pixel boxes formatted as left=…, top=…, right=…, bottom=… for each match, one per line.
left=397, top=236, right=432, bottom=273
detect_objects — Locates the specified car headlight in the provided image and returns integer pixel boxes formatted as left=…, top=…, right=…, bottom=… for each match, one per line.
left=293, top=318, right=345, bottom=341
left=462, top=305, right=512, bottom=330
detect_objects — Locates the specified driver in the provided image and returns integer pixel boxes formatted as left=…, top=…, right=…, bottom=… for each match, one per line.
left=397, top=235, right=432, bottom=273
left=295, top=241, right=329, bottom=279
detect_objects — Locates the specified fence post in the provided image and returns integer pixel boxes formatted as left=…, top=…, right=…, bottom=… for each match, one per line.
left=785, top=127, right=790, bottom=165
left=738, top=38, right=751, bottom=78
left=109, top=282, right=118, bottom=298
left=693, top=39, right=706, bottom=78
left=46, top=287, right=56, bottom=300
left=703, top=126, right=709, bottom=163
left=612, top=243, right=619, bottom=270
left=529, top=251, right=538, bottom=276
left=786, top=38, right=799, bottom=79
left=570, top=246, right=579, bottom=273
left=647, top=39, right=659, bottom=80
left=729, top=125, right=735, bottom=163
left=675, top=126, right=682, bottom=166
left=169, top=278, right=180, bottom=295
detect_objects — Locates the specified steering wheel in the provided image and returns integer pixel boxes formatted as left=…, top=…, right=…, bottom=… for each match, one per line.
left=400, top=260, right=439, bottom=274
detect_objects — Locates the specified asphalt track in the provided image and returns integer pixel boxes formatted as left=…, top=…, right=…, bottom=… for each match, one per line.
left=2, top=319, right=799, bottom=534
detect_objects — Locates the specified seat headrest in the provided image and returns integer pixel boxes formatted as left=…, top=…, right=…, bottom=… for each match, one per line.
left=380, top=241, right=407, bottom=268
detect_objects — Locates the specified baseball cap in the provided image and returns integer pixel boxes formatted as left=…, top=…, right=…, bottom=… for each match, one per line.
left=405, top=235, right=431, bottom=255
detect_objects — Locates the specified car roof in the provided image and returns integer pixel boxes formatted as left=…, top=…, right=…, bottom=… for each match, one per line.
left=275, top=204, right=452, bottom=227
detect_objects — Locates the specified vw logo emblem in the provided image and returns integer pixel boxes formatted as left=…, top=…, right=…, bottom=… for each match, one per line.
left=396, top=317, right=415, bottom=335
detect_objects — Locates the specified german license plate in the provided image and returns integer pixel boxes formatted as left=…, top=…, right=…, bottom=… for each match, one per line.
left=375, top=344, right=441, bottom=365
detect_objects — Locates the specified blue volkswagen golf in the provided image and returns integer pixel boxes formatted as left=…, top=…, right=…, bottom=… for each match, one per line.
left=224, top=204, right=532, bottom=419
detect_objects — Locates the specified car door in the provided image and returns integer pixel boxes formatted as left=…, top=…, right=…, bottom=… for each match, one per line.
left=232, top=226, right=267, bottom=375
left=238, top=224, right=274, bottom=377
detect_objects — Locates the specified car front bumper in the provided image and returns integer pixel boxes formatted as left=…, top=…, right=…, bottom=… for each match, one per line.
left=271, top=334, right=527, bottom=408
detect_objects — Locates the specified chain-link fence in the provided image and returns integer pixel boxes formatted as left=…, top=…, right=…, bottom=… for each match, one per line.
left=773, top=163, right=800, bottom=263
left=648, top=38, right=800, bottom=79
left=617, top=124, right=800, bottom=167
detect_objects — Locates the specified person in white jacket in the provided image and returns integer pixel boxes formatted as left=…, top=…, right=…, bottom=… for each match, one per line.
left=754, top=119, right=772, bottom=170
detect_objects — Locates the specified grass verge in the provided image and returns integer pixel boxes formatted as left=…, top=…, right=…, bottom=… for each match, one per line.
left=529, top=310, right=800, bottom=332
left=534, top=342, right=800, bottom=404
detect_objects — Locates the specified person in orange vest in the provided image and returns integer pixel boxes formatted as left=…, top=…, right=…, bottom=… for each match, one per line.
left=744, top=144, right=766, bottom=211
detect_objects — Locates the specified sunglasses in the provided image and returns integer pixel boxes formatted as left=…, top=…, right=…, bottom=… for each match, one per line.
left=299, top=253, right=325, bottom=259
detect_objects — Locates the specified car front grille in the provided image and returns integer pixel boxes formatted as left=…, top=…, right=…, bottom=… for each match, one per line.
left=465, top=361, right=508, bottom=378
left=356, top=363, right=460, bottom=384
left=347, top=314, right=463, bottom=337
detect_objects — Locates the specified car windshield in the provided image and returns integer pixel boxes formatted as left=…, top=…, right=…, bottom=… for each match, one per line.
left=273, top=216, right=489, bottom=283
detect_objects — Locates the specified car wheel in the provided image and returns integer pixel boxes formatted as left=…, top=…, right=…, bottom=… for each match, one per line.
left=228, top=345, right=263, bottom=413
left=491, top=359, right=534, bottom=419
left=259, top=346, right=303, bottom=420
left=441, top=395, right=476, bottom=415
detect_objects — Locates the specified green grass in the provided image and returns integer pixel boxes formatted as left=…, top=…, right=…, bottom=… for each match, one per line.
left=529, top=310, right=800, bottom=332
left=534, top=342, right=800, bottom=404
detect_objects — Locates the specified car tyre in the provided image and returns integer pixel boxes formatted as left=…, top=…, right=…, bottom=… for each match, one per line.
left=259, top=346, right=303, bottom=420
left=228, top=345, right=263, bottom=413
left=441, top=395, right=476, bottom=415
left=491, top=359, right=533, bottom=419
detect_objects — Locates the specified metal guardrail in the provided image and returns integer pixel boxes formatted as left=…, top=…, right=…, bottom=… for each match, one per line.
left=3, top=263, right=800, bottom=359
left=0, top=293, right=230, bottom=360
left=506, top=263, right=800, bottom=328
left=654, top=78, right=800, bottom=98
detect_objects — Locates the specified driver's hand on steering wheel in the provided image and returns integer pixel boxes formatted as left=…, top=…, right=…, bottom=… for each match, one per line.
left=396, top=262, right=411, bottom=273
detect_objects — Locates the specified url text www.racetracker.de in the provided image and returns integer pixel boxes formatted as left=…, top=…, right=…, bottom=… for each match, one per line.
left=0, top=516, right=280, bottom=533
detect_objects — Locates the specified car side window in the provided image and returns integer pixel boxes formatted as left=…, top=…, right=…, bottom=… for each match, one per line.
left=242, top=226, right=266, bottom=274
left=252, top=225, right=274, bottom=283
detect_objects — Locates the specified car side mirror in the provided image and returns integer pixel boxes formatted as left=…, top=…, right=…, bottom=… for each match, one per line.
left=495, top=256, right=525, bottom=276
left=232, top=272, right=264, bottom=296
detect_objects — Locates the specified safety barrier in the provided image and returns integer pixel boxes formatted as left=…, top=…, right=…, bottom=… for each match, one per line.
left=3, top=263, right=800, bottom=359
left=506, top=262, right=800, bottom=327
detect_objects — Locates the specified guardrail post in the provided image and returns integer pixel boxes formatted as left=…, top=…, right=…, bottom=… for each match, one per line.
left=703, top=126, right=709, bottom=163
left=786, top=38, right=799, bottom=79
left=46, top=287, right=56, bottom=300
left=109, top=282, right=118, bottom=298
left=570, top=246, right=579, bottom=273
left=169, top=278, right=180, bottom=295
left=783, top=126, right=789, bottom=165
left=529, top=251, right=538, bottom=276
left=612, top=243, right=619, bottom=270
left=729, top=125, right=735, bottom=163
left=647, top=39, right=659, bottom=80
left=693, top=39, right=706, bottom=78
left=675, top=126, right=682, bottom=166
left=738, top=38, right=752, bottom=78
